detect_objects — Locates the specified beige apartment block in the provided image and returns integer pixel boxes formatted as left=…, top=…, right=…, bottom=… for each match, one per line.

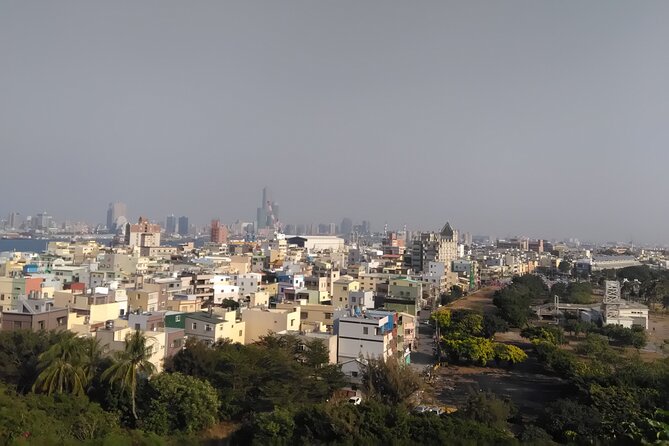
left=276, top=301, right=336, bottom=331
left=332, top=276, right=360, bottom=306
left=241, top=306, right=300, bottom=344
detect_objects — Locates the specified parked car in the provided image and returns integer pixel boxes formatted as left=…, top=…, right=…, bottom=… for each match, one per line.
left=348, top=396, right=362, bottom=405
left=428, top=406, right=444, bottom=416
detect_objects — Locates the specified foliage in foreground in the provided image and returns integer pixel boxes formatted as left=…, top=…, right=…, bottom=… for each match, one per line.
left=235, top=400, right=517, bottom=446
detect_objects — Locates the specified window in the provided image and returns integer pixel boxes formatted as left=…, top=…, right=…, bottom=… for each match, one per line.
left=352, top=371, right=359, bottom=377
left=325, top=312, right=332, bottom=320
left=134, top=323, right=141, bottom=330
left=56, top=317, right=65, bottom=326
left=363, top=327, right=369, bottom=335
left=175, top=315, right=181, bottom=322
left=192, top=323, right=197, bottom=330
left=300, top=311, right=308, bottom=319
left=239, top=330, right=243, bottom=336
left=205, top=324, right=212, bottom=331
left=38, top=321, right=45, bottom=330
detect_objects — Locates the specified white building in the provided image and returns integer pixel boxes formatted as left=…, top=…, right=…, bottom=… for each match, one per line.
left=212, top=275, right=240, bottom=304
left=336, top=313, right=395, bottom=364
left=234, top=273, right=262, bottom=297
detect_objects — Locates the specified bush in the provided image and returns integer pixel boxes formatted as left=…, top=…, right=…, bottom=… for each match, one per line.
left=141, top=372, right=220, bottom=434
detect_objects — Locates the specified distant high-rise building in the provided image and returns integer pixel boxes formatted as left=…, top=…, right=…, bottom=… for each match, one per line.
left=340, top=218, right=353, bottom=235
left=178, top=216, right=189, bottom=236
left=165, top=215, right=177, bottom=234
left=35, top=212, right=53, bottom=231
left=7, top=212, right=20, bottom=230
left=283, top=224, right=296, bottom=235
left=210, top=219, right=228, bottom=244
left=361, top=220, right=371, bottom=234
left=296, top=224, right=306, bottom=235
left=106, top=202, right=127, bottom=233
left=256, top=187, right=279, bottom=231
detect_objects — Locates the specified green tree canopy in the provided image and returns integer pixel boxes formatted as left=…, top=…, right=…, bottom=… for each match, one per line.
left=142, top=372, right=220, bottom=434
left=101, top=330, right=157, bottom=421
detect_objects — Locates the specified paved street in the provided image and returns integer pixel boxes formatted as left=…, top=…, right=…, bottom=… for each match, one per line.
left=410, top=321, right=436, bottom=370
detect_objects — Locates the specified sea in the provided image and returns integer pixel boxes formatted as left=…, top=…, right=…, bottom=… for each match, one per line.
left=0, top=238, right=205, bottom=254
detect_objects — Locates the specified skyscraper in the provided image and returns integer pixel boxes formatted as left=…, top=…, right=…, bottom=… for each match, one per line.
left=340, top=218, right=353, bottom=235
left=165, top=215, right=177, bottom=234
left=256, top=187, right=279, bottom=231
left=106, top=202, right=127, bottom=233
left=178, top=216, right=189, bottom=236
left=7, top=212, right=19, bottom=230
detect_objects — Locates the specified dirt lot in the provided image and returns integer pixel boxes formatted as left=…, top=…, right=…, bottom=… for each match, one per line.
left=425, top=345, right=570, bottom=418
left=446, top=286, right=500, bottom=315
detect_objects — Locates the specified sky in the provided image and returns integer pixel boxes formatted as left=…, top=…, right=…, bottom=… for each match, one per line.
left=1, top=1, right=668, bottom=243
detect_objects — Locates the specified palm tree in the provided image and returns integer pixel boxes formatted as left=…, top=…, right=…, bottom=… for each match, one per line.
left=33, top=332, right=92, bottom=396
left=102, top=330, right=156, bottom=420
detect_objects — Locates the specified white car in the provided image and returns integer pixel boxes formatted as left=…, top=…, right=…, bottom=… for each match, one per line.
left=428, top=407, right=444, bottom=416
left=348, top=396, right=362, bottom=405
left=412, top=405, right=430, bottom=414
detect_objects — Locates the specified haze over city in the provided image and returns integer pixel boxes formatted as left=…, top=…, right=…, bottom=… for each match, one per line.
left=2, top=1, right=669, bottom=243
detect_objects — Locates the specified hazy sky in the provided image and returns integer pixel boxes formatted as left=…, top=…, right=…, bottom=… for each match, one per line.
left=1, top=1, right=668, bottom=243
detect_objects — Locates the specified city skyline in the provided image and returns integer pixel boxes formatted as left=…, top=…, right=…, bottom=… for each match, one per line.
left=2, top=2, right=669, bottom=244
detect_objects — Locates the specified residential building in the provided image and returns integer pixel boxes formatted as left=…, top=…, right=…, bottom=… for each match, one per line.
left=1, top=298, right=68, bottom=331
left=125, top=217, right=161, bottom=248
left=241, top=306, right=300, bottom=343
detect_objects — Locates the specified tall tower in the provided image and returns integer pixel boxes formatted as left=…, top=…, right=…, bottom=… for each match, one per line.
left=602, top=280, right=622, bottom=324
left=256, top=187, right=280, bottom=232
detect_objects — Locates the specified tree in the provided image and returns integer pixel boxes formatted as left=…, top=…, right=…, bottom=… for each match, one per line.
left=221, top=298, right=240, bottom=310
left=142, top=372, right=220, bottom=434
left=482, top=314, right=509, bottom=338
left=0, top=330, right=64, bottom=393
left=362, top=357, right=422, bottom=405
left=558, top=261, right=572, bottom=274
left=550, top=282, right=567, bottom=298
left=461, top=392, right=514, bottom=429
left=540, top=399, right=603, bottom=443
left=32, top=332, right=100, bottom=397
left=450, top=285, right=463, bottom=300
left=102, top=330, right=157, bottom=420
left=521, top=326, right=565, bottom=345
left=493, top=343, right=527, bottom=365
left=448, top=310, right=484, bottom=338
left=442, top=337, right=496, bottom=366
left=251, top=407, right=296, bottom=443
left=430, top=307, right=451, bottom=330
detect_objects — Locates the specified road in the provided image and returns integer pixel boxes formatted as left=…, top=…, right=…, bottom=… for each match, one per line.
left=410, top=321, right=436, bottom=370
